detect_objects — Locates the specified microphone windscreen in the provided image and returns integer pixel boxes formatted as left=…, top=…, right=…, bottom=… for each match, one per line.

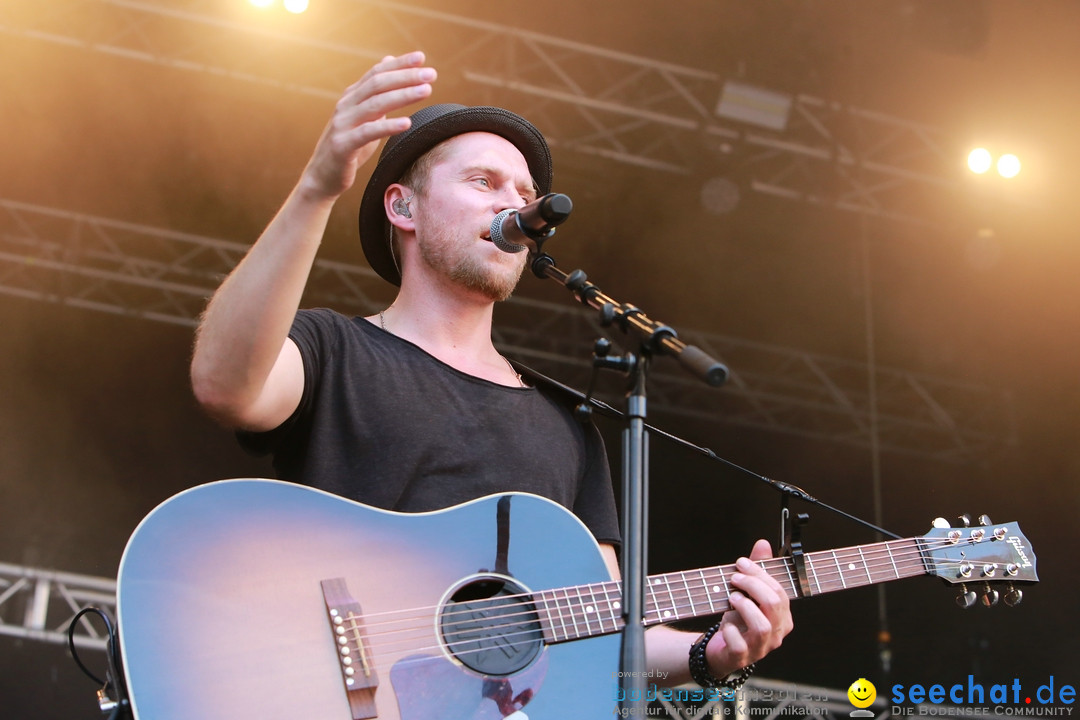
left=489, top=210, right=529, bottom=254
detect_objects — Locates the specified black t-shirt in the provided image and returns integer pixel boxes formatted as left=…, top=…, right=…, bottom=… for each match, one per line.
left=239, top=309, right=620, bottom=545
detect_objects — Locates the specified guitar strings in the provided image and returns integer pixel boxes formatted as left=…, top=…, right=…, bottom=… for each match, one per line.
left=341, top=554, right=984, bottom=674
left=358, top=568, right=988, bottom=658
left=345, top=558, right=995, bottom=672
left=333, top=539, right=1001, bottom=668
left=348, top=539, right=994, bottom=648
left=348, top=536, right=974, bottom=637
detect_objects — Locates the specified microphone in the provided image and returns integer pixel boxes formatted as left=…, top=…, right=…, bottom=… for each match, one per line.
left=489, top=193, right=573, bottom=254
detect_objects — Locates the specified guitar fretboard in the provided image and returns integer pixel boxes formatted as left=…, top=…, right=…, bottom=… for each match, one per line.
left=535, top=537, right=926, bottom=644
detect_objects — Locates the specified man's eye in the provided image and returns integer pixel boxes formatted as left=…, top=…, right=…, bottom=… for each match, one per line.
left=474, top=177, right=491, bottom=187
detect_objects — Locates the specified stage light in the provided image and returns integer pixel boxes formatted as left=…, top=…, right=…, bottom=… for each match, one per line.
left=283, top=0, right=308, bottom=12
left=716, top=81, right=792, bottom=132
left=967, top=148, right=992, bottom=174
left=997, top=153, right=1021, bottom=178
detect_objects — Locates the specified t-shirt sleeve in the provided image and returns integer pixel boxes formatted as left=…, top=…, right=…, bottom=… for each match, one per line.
left=572, top=416, right=622, bottom=548
left=235, top=308, right=339, bottom=456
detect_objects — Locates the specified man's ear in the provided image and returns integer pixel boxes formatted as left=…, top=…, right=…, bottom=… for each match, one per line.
left=385, top=184, right=415, bottom=231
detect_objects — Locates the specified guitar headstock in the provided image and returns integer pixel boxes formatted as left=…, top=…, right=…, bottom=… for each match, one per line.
left=921, top=515, right=1037, bottom=609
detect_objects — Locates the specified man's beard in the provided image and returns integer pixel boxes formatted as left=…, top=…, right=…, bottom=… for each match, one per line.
left=419, top=231, right=526, bottom=302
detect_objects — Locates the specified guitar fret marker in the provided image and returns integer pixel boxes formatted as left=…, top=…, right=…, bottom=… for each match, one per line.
left=584, top=583, right=609, bottom=634
left=574, top=586, right=592, bottom=637
left=699, top=570, right=717, bottom=614
left=663, top=577, right=679, bottom=621
left=604, top=583, right=620, bottom=631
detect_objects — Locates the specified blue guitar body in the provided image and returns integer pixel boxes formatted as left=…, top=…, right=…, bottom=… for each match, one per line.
left=118, top=479, right=1039, bottom=718
left=118, top=479, right=621, bottom=720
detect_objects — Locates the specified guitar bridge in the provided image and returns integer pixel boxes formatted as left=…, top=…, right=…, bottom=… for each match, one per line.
left=321, top=578, right=379, bottom=720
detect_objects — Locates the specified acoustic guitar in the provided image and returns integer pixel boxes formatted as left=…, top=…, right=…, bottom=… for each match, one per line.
left=117, top=479, right=1037, bottom=720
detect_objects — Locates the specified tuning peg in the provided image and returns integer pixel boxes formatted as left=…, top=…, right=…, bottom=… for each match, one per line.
left=956, top=586, right=977, bottom=609
left=981, top=585, right=1000, bottom=607
left=958, top=514, right=972, bottom=527
left=1004, top=586, right=1024, bottom=607
left=978, top=514, right=992, bottom=526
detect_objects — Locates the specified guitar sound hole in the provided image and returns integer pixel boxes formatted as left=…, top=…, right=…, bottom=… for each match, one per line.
left=439, top=575, right=543, bottom=677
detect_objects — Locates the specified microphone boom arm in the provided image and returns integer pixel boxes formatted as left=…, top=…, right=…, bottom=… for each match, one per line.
left=529, top=253, right=728, bottom=387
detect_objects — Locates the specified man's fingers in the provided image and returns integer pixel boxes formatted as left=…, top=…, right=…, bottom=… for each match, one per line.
left=341, top=54, right=437, bottom=121
left=749, top=538, right=774, bottom=562
left=732, top=564, right=785, bottom=610
left=728, top=588, right=775, bottom=637
left=349, top=51, right=428, bottom=90
left=720, top=620, right=749, bottom=660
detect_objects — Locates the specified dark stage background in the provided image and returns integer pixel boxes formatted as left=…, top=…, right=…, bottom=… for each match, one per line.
left=2, top=1, right=1078, bottom=717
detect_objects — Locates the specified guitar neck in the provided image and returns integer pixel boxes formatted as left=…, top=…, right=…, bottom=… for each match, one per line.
left=536, top=537, right=926, bottom=644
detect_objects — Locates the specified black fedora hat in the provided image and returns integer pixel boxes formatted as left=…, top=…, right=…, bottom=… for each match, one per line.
left=358, top=103, right=553, bottom=286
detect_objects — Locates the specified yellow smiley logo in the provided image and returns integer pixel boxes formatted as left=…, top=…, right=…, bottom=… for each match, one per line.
left=847, top=678, right=877, bottom=709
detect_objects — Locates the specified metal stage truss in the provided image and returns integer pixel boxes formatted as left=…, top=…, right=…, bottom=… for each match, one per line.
left=2, top=0, right=962, bottom=224
left=0, top=198, right=1014, bottom=463
left=0, top=562, right=117, bottom=652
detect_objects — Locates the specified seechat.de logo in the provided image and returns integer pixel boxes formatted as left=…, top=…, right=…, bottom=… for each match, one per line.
left=848, top=678, right=877, bottom=717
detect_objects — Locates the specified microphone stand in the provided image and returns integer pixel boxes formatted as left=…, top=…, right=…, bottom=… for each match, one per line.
left=523, top=245, right=728, bottom=715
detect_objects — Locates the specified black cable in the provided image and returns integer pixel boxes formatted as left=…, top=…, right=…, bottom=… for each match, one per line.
left=67, top=606, right=132, bottom=719
left=513, top=359, right=903, bottom=540
left=68, top=607, right=109, bottom=686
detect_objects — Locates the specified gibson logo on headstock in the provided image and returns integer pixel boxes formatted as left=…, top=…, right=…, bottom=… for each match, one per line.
left=1007, top=536, right=1032, bottom=568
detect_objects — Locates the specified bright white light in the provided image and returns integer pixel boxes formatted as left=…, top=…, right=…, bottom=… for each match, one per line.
left=283, top=0, right=308, bottom=12
left=248, top=0, right=273, bottom=7
left=968, top=148, right=992, bottom=174
left=997, top=153, right=1021, bottom=178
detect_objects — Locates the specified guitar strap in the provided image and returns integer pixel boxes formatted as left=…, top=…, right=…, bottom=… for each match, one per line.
left=509, top=359, right=624, bottom=425
left=495, top=495, right=511, bottom=576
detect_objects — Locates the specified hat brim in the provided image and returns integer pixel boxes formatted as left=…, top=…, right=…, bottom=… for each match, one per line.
left=358, top=104, right=553, bottom=286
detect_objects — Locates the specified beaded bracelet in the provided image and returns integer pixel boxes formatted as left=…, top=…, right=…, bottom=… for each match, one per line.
left=688, top=622, right=757, bottom=690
